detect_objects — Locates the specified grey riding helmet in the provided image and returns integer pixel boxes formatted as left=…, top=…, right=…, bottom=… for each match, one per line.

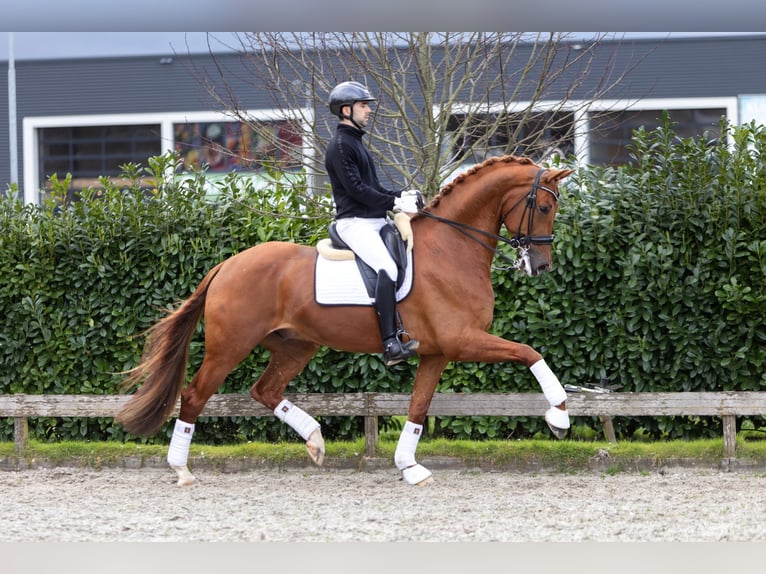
left=328, top=81, right=376, bottom=118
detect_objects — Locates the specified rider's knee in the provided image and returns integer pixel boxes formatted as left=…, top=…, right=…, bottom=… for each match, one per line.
left=378, top=264, right=398, bottom=282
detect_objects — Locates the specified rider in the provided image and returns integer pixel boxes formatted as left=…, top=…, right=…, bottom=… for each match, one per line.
left=324, top=80, right=420, bottom=366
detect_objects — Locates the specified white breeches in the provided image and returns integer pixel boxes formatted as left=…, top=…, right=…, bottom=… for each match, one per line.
left=335, top=217, right=398, bottom=280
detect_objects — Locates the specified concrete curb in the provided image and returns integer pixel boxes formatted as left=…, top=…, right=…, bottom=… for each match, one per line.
left=3, top=453, right=766, bottom=474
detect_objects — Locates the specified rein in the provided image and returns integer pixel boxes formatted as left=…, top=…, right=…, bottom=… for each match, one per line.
left=416, top=168, right=560, bottom=266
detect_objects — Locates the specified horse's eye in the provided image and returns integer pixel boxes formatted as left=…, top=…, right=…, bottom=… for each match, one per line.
left=539, top=205, right=552, bottom=215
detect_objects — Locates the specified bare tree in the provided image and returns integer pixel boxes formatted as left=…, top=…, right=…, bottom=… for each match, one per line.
left=198, top=32, right=631, bottom=199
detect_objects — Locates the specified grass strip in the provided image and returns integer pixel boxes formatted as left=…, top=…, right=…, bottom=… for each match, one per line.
left=3, top=437, right=766, bottom=472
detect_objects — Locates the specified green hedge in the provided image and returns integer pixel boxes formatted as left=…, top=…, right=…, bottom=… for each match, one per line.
left=462, top=116, right=766, bottom=440
left=0, top=157, right=413, bottom=444
left=1, top=118, right=764, bottom=444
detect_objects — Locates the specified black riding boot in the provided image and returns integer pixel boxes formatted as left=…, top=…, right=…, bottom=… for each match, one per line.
left=374, top=270, right=419, bottom=366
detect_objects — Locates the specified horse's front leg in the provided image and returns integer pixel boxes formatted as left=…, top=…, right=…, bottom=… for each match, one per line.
left=446, top=332, right=570, bottom=439
left=395, top=355, right=449, bottom=486
left=530, top=358, right=570, bottom=439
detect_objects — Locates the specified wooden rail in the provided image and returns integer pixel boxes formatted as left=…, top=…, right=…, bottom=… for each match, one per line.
left=3, top=391, right=766, bottom=459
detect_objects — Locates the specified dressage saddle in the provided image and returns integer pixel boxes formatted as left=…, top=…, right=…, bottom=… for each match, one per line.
left=327, top=219, right=409, bottom=298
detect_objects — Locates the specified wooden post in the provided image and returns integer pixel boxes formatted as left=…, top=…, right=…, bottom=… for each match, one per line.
left=722, top=415, right=737, bottom=458
left=363, top=394, right=378, bottom=457
left=364, top=416, right=378, bottom=457
left=597, top=378, right=617, bottom=442
left=14, top=416, right=29, bottom=454
left=600, top=416, right=617, bottom=443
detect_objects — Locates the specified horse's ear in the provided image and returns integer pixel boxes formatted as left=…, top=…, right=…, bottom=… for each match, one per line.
left=546, top=168, right=575, bottom=183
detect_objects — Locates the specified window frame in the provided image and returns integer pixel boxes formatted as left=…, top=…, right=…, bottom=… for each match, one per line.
left=580, top=97, right=738, bottom=165
left=21, top=97, right=738, bottom=204
left=22, top=109, right=313, bottom=205
left=437, top=96, right=738, bottom=182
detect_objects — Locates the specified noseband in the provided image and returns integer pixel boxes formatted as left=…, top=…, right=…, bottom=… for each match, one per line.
left=416, top=168, right=559, bottom=265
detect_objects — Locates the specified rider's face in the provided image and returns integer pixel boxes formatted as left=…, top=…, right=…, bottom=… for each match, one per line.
left=350, top=101, right=372, bottom=127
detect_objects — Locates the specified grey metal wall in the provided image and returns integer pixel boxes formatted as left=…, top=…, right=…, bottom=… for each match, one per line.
left=12, top=54, right=272, bottom=116
left=2, top=35, right=766, bottom=194
left=3, top=52, right=272, bottom=194
left=601, top=35, right=766, bottom=99
left=0, top=65, right=10, bottom=195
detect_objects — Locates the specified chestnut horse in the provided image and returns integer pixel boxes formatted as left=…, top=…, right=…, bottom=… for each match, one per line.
left=116, top=155, right=574, bottom=486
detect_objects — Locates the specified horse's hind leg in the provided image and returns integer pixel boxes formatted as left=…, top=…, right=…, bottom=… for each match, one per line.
left=249, top=335, right=323, bottom=465
left=165, top=352, right=249, bottom=486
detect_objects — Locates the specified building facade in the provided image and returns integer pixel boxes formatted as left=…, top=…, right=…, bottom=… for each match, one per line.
left=2, top=34, right=766, bottom=204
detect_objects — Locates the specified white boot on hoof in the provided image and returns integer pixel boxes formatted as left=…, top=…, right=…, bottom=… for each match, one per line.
left=306, top=428, right=325, bottom=466
left=171, top=465, right=197, bottom=487
left=402, top=464, right=433, bottom=486
left=545, top=406, right=570, bottom=439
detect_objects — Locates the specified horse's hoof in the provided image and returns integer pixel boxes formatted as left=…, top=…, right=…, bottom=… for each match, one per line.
left=306, top=429, right=325, bottom=466
left=545, top=406, right=570, bottom=439
left=402, top=463, right=433, bottom=486
left=170, top=465, right=197, bottom=487
left=415, top=475, right=434, bottom=486
left=546, top=423, right=568, bottom=440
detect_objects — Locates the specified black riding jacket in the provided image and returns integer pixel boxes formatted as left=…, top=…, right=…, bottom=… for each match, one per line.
left=325, top=123, right=401, bottom=219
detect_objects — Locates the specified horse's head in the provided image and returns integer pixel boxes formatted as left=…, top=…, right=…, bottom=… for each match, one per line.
left=500, top=165, right=574, bottom=276
left=416, top=156, right=574, bottom=277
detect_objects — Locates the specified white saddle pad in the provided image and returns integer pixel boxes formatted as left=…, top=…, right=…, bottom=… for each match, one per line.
left=314, top=251, right=414, bottom=306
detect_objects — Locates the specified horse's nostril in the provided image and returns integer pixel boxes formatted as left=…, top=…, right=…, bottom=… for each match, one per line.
left=536, top=263, right=551, bottom=275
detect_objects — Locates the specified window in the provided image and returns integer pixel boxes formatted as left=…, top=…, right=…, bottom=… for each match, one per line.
left=588, top=108, right=726, bottom=165
left=446, top=111, right=576, bottom=164
left=173, top=120, right=302, bottom=173
left=25, top=111, right=311, bottom=205
left=39, top=124, right=161, bottom=191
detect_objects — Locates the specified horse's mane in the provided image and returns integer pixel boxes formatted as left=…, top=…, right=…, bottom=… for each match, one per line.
left=415, top=155, right=536, bottom=219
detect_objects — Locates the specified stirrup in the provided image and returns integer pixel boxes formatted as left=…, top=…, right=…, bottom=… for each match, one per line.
left=383, top=337, right=419, bottom=366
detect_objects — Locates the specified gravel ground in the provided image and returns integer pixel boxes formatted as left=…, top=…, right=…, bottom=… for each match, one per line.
left=4, top=465, right=766, bottom=542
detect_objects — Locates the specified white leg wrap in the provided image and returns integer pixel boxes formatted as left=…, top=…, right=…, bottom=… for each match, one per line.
left=545, top=406, right=571, bottom=430
left=530, top=359, right=568, bottom=407
left=167, top=419, right=195, bottom=467
left=402, top=464, right=433, bottom=485
left=274, top=399, right=320, bottom=441
left=394, top=421, right=423, bottom=470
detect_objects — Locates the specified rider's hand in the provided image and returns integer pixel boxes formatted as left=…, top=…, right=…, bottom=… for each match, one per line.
left=401, top=189, right=424, bottom=209
left=393, top=194, right=419, bottom=213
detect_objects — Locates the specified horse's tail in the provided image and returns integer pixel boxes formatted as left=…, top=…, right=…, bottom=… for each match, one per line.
left=115, top=262, right=224, bottom=437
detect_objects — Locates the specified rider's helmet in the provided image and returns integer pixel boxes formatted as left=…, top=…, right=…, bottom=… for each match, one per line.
left=328, top=81, right=376, bottom=119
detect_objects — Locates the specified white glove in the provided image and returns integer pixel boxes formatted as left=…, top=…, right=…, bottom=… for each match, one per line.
left=393, top=193, right=419, bottom=213
left=402, top=189, right=424, bottom=208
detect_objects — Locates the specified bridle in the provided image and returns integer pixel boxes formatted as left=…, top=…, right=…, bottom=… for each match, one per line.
left=499, top=167, right=560, bottom=247
left=416, top=168, right=560, bottom=266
